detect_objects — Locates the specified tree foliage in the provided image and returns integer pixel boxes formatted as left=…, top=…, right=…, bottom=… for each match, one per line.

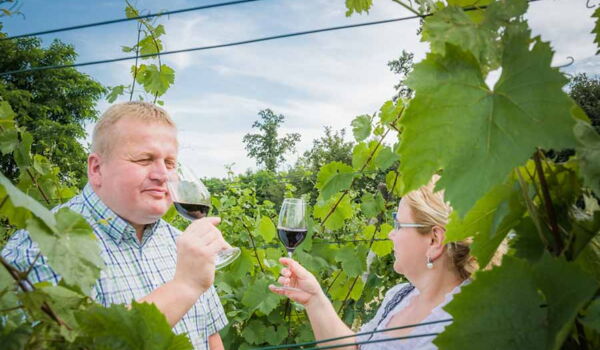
left=0, top=27, right=105, bottom=187
left=243, top=109, right=301, bottom=172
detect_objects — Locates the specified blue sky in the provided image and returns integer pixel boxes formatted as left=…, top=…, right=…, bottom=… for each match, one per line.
left=2, top=0, right=599, bottom=178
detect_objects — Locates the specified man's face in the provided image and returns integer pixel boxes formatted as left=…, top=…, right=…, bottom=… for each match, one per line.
left=90, top=117, right=178, bottom=226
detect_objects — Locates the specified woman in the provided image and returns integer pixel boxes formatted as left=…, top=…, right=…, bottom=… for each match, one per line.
left=270, top=176, right=501, bottom=349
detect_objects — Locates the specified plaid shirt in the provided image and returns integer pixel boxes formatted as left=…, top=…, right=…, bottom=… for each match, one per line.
left=1, top=184, right=227, bottom=350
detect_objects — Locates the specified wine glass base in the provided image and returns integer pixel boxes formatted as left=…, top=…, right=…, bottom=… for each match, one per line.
left=215, top=247, right=241, bottom=270
left=271, top=285, right=304, bottom=293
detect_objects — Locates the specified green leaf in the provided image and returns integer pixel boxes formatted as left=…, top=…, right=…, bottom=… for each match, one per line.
left=138, top=35, right=164, bottom=57
left=374, top=145, right=398, bottom=171
left=434, top=256, right=547, bottom=350
left=77, top=301, right=193, bottom=350
left=352, top=141, right=380, bottom=172
left=372, top=224, right=393, bottom=257
left=241, top=277, right=282, bottom=315
left=313, top=193, right=354, bottom=231
left=241, top=319, right=266, bottom=345
left=27, top=208, right=104, bottom=294
left=0, top=101, right=15, bottom=120
left=593, top=7, right=600, bottom=55
left=106, top=85, right=126, bottom=103
left=446, top=178, right=524, bottom=267
left=575, top=120, right=600, bottom=195
left=125, top=4, right=139, bottom=18
left=424, top=0, right=528, bottom=69
left=360, top=192, right=385, bottom=218
left=0, top=322, right=31, bottom=350
left=400, top=27, right=576, bottom=216
left=533, top=254, right=599, bottom=350
left=256, top=216, right=276, bottom=243
left=335, top=245, right=367, bottom=277
left=329, top=271, right=365, bottom=301
left=582, top=298, right=600, bottom=332
left=137, top=64, right=175, bottom=97
left=512, top=217, right=545, bottom=263
left=379, top=99, right=403, bottom=126
left=0, top=172, right=56, bottom=229
left=351, top=115, right=371, bottom=142
left=385, top=170, right=404, bottom=197
left=13, top=131, right=32, bottom=168
left=316, top=162, right=356, bottom=201
left=345, top=0, right=372, bottom=16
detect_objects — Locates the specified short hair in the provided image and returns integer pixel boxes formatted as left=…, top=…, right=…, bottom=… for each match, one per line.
left=91, top=101, right=176, bottom=156
left=404, top=175, right=506, bottom=280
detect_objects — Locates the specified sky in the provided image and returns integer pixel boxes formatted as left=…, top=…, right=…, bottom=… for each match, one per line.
left=1, top=0, right=599, bottom=178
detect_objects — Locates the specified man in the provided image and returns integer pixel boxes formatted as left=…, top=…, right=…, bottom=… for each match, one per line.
left=2, top=101, right=228, bottom=349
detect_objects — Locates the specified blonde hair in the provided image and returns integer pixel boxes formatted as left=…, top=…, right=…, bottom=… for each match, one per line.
left=403, top=175, right=506, bottom=280
left=91, top=101, right=176, bottom=156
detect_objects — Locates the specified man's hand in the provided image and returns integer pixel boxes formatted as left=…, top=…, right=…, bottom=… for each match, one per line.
left=173, top=217, right=227, bottom=296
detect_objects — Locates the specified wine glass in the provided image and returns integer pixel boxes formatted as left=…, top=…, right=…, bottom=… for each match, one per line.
left=274, top=198, right=308, bottom=292
left=277, top=198, right=308, bottom=258
left=167, top=163, right=240, bottom=269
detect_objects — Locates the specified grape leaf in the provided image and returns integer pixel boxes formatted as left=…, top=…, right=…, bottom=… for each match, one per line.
left=241, top=277, right=282, bottom=316
left=372, top=224, right=393, bottom=257
left=313, top=193, right=354, bottom=231
left=351, top=115, right=371, bottom=142
left=581, top=298, right=600, bottom=332
left=533, top=254, right=599, bottom=350
left=0, top=322, right=31, bottom=350
left=136, top=64, right=174, bottom=97
left=385, top=170, right=404, bottom=197
left=352, top=141, right=380, bottom=172
left=106, top=85, right=126, bottom=103
left=335, top=245, right=367, bottom=277
left=0, top=172, right=56, bottom=229
left=77, top=301, right=193, bottom=350
left=345, top=0, right=372, bottom=16
left=574, top=120, right=600, bottom=195
left=400, top=27, right=576, bottom=216
left=446, top=177, right=524, bottom=267
left=256, top=216, right=276, bottom=243
left=374, top=145, right=398, bottom=171
left=27, top=208, right=104, bottom=294
left=316, top=162, right=356, bottom=201
left=379, top=99, right=403, bottom=126
left=434, top=256, right=547, bottom=350
left=360, top=192, right=385, bottom=218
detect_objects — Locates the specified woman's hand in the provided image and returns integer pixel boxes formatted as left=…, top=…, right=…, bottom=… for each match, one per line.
left=269, top=257, right=324, bottom=306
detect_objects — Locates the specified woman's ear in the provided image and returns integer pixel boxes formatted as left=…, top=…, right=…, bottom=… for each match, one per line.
left=428, top=226, right=447, bottom=261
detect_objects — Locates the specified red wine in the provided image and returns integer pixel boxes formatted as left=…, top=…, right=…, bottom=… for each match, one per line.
left=174, top=202, right=210, bottom=220
left=278, top=227, right=307, bottom=253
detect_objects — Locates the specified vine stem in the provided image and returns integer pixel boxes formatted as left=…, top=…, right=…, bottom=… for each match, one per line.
left=241, top=222, right=265, bottom=273
left=391, top=0, right=422, bottom=16
left=336, top=220, right=382, bottom=315
left=320, top=106, right=405, bottom=234
left=130, top=20, right=142, bottom=101
left=533, top=149, right=563, bottom=255
left=0, top=256, right=70, bottom=329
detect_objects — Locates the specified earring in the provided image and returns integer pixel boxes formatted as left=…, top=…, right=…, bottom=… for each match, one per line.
left=426, top=256, right=433, bottom=269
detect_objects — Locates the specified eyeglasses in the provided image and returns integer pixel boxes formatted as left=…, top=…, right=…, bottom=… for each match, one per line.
left=392, top=212, right=428, bottom=230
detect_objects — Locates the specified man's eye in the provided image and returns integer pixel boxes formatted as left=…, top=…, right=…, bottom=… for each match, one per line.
left=135, top=159, right=151, bottom=164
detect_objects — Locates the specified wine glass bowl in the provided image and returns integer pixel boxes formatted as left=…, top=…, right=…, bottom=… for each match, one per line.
left=167, top=163, right=240, bottom=269
left=277, top=198, right=308, bottom=258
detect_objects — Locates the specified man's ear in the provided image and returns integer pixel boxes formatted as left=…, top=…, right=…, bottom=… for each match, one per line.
left=428, top=226, right=447, bottom=261
left=88, top=153, right=103, bottom=187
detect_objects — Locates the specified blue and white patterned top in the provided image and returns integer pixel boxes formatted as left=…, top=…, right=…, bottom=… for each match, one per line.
left=1, top=184, right=227, bottom=350
left=357, top=281, right=467, bottom=350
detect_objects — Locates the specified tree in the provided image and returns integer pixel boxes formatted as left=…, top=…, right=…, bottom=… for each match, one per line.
left=296, top=127, right=353, bottom=173
left=242, top=109, right=301, bottom=172
left=569, top=73, right=600, bottom=134
left=0, top=26, right=106, bottom=187
left=387, top=49, right=414, bottom=100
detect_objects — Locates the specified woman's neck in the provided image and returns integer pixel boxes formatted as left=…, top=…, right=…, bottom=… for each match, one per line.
left=409, top=265, right=463, bottom=303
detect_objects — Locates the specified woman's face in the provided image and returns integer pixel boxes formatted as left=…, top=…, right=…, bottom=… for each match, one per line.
left=388, top=198, right=432, bottom=276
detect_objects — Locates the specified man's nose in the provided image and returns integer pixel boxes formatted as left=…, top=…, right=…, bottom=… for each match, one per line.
left=149, top=161, right=169, bottom=182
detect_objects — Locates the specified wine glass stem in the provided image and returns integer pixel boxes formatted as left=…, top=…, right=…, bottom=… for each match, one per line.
left=287, top=251, right=293, bottom=258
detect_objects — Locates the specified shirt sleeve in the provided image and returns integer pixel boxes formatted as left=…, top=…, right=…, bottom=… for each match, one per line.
left=202, top=285, right=228, bottom=335
left=1, top=229, right=61, bottom=285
